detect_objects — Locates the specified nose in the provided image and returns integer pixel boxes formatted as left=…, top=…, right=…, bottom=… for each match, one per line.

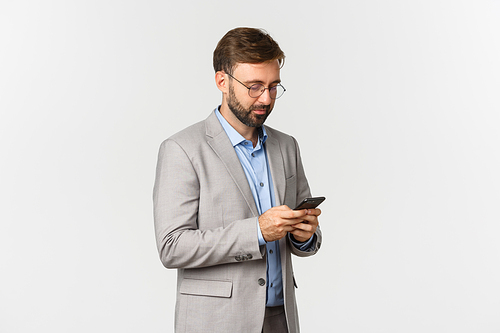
left=257, top=88, right=272, bottom=105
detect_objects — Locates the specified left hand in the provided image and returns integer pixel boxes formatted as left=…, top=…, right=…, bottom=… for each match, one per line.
left=289, top=208, right=321, bottom=242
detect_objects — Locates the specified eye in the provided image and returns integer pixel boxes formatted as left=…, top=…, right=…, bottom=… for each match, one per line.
left=250, top=84, right=265, bottom=93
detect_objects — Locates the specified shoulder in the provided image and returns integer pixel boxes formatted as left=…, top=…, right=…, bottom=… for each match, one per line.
left=158, top=122, right=202, bottom=154
left=167, top=120, right=206, bottom=144
left=160, top=111, right=218, bottom=146
left=157, top=111, right=224, bottom=156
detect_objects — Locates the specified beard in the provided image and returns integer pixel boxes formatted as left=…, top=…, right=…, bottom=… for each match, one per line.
left=227, top=85, right=272, bottom=128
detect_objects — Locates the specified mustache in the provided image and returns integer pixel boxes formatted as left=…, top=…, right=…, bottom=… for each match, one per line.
left=249, top=105, right=271, bottom=112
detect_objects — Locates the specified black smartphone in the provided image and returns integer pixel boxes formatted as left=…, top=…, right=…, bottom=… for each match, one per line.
left=293, top=196, right=326, bottom=210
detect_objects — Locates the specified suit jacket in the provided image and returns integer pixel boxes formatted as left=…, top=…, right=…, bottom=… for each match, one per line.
left=153, top=111, right=322, bottom=333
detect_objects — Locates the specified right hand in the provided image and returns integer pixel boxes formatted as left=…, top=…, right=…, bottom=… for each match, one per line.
left=258, top=205, right=309, bottom=242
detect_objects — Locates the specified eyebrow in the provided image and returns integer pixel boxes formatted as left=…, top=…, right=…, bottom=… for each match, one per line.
left=244, top=78, right=282, bottom=85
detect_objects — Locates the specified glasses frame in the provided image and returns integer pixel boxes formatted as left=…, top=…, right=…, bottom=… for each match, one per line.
left=226, top=73, right=286, bottom=99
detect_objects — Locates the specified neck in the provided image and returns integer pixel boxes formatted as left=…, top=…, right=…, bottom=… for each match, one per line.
left=219, top=104, right=259, bottom=146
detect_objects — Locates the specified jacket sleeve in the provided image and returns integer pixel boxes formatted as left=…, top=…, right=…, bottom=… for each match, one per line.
left=288, top=136, right=323, bottom=257
left=153, top=139, right=265, bottom=269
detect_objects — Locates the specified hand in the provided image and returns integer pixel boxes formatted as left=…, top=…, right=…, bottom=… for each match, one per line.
left=258, top=206, right=320, bottom=242
left=289, top=208, right=321, bottom=243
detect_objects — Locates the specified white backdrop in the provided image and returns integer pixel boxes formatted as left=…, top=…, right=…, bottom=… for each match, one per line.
left=1, top=1, right=499, bottom=332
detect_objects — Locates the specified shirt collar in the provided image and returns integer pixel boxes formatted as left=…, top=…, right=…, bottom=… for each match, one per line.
left=215, top=107, right=268, bottom=147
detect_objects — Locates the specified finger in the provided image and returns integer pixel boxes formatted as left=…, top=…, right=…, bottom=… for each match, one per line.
left=281, top=218, right=309, bottom=226
left=282, top=209, right=309, bottom=219
left=306, top=208, right=322, bottom=216
left=290, top=228, right=314, bottom=241
left=298, top=214, right=319, bottom=226
left=291, top=222, right=316, bottom=233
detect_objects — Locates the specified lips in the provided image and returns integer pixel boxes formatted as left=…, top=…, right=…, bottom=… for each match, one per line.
left=251, top=105, right=270, bottom=116
left=252, top=109, right=268, bottom=115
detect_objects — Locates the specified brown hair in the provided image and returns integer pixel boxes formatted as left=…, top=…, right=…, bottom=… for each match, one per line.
left=213, top=27, right=285, bottom=74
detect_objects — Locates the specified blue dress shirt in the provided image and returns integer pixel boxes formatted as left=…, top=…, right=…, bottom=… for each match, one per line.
left=215, top=108, right=313, bottom=307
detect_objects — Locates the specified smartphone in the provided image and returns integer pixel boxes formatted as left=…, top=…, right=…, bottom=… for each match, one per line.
left=293, top=196, right=326, bottom=210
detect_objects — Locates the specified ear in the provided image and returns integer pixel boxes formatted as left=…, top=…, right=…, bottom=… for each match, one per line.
left=215, top=71, right=228, bottom=93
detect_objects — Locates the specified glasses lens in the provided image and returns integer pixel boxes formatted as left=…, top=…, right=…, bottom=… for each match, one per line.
left=249, top=84, right=265, bottom=98
left=271, top=85, right=285, bottom=99
left=248, top=84, right=286, bottom=99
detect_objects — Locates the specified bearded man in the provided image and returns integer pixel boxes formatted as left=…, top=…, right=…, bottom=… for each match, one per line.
left=153, top=27, right=322, bottom=333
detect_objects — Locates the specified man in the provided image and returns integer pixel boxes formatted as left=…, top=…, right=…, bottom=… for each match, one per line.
left=153, top=27, right=322, bottom=333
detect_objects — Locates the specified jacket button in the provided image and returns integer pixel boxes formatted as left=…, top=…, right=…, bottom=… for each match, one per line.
left=235, top=255, right=242, bottom=261
left=258, top=278, right=266, bottom=286
left=247, top=254, right=253, bottom=260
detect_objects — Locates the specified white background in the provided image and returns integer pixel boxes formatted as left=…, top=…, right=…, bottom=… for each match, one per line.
left=1, top=1, right=499, bottom=332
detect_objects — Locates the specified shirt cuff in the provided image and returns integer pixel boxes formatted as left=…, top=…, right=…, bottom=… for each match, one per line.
left=289, top=233, right=315, bottom=251
left=257, top=220, right=267, bottom=246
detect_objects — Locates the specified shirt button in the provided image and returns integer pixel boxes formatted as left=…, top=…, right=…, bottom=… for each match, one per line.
left=244, top=142, right=248, bottom=145
left=251, top=153, right=255, bottom=157
left=269, top=249, right=273, bottom=254
left=260, top=182, right=264, bottom=187
left=258, top=278, right=266, bottom=286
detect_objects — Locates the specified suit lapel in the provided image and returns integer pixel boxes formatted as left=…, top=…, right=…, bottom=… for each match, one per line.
left=265, top=128, right=286, bottom=206
left=266, top=128, right=289, bottom=273
left=205, top=112, right=259, bottom=217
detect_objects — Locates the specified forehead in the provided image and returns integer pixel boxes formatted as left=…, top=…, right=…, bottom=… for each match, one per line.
left=233, top=61, right=281, bottom=82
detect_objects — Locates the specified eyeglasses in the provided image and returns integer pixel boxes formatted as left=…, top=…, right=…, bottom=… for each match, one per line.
left=227, top=73, right=286, bottom=99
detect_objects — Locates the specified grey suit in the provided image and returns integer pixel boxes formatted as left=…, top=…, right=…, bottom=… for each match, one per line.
left=153, top=110, right=322, bottom=333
